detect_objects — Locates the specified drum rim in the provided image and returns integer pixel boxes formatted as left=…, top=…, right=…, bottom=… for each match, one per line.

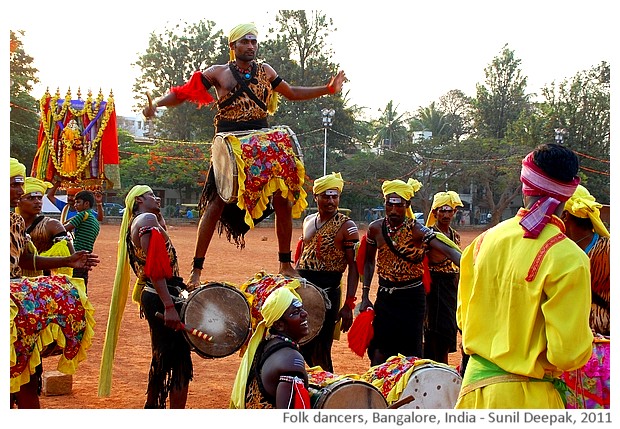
left=293, top=279, right=325, bottom=345
left=180, top=282, right=252, bottom=358
left=310, top=378, right=388, bottom=409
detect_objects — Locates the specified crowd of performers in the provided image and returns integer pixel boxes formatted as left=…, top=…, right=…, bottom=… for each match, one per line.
left=10, top=22, right=609, bottom=410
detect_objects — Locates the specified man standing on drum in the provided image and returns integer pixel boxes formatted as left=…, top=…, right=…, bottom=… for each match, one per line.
left=423, top=191, right=463, bottom=365
left=98, top=185, right=193, bottom=408
left=358, top=179, right=461, bottom=367
left=295, top=172, right=359, bottom=372
left=455, top=143, right=593, bottom=408
left=142, top=22, right=347, bottom=287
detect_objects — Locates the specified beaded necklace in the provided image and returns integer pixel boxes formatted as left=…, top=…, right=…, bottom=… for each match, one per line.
left=267, top=333, right=299, bottom=349
left=385, top=217, right=406, bottom=241
left=233, top=61, right=255, bottom=80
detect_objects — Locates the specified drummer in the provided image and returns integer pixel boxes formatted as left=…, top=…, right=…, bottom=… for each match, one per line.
left=98, top=185, right=193, bottom=408
left=230, top=286, right=311, bottom=409
left=143, top=22, right=346, bottom=287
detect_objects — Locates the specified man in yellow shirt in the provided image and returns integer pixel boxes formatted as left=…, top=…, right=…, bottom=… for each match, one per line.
left=456, top=143, right=593, bottom=409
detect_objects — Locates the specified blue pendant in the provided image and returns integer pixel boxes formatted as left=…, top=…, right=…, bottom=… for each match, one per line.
left=244, top=73, right=251, bottom=79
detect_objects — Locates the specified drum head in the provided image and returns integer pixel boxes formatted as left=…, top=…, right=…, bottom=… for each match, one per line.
left=312, top=379, right=388, bottom=409
left=180, top=282, right=251, bottom=358
left=211, top=134, right=237, bottom=203
left=296, top=279, right=326, bottom=345
left=399, top=364, right=462, bottom=409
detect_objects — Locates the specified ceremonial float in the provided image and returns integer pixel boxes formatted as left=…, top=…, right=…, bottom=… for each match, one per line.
left=31, top=88, right=120, bottom=190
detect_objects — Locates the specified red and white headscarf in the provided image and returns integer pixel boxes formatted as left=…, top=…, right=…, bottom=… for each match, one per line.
left=519, top=152, right=580, bottom=238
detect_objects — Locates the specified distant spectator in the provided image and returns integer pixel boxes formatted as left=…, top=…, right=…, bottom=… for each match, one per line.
left=47, top=180, right=103, bottom=223
left=63, top=190, right=101, bottom=291
left=186, top=210, right=194, bottom=219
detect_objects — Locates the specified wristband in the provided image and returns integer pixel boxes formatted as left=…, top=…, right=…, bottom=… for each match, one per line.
left=327, top=83, right=335, bottom=94
left=362, top=285, right=370, bottom=290
left=344, top=296, right=357, bottom=310
left=193, top=257, right=205, bottom=270
left=278, top=252, right=292, bottom=263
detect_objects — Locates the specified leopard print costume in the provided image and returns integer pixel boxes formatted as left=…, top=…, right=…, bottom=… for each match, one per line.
left=377, top=217, right=425, bottom=282
left=215, top=61, right=273, bottom=126
left=429, top=225, right=460, bottom=274
left=297, top=213, right=349, bottom=273
left=10, top=212, right=26, bottom=279
left=587, top=235, right=610, bottom=336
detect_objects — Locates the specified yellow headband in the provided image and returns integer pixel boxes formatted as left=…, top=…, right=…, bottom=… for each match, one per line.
left=10, top=157, right=26, bottom=178
left=228, top=23, right=258, bottom=61
left=313, top=172, right=344, bottom=195
left=426, top=191, right=463, bottom=226
left=24, top=177, right=53, bottom=196
left=382, top=178, right=422, bottom=219
left=565, top=184, right=610, bottom=238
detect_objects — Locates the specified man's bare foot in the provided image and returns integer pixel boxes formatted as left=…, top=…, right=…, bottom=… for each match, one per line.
left=187, top=269, right=202, bottom=291
left=279, top=262, right=300, bottom=278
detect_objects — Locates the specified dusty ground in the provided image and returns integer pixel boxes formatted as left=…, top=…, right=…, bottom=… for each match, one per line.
left=38, top=222, right=483, bottom=409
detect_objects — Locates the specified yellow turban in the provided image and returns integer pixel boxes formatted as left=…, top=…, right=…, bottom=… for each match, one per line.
left=230, top=285, right=302, bottom=409
left=313, top=172, right=344, bottom=195
left=98, top=185, right=152, bottom=397
left=565, top=185, right=610, bottom=238
left=426, top=191, right=464, bottom=227
left=382, top=178, right=422, bottom=219
left=10, top=158, right=26, bottom=178
left=228, top=23, right=258, bottom=61
left=24, top=177, right=53, bottom=196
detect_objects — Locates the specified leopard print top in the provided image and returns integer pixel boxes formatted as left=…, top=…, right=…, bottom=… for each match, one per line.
left=377, top=217, right=425, bottom=282
left=429, top=225, right=460, bottom=274
left=297, top=213, right=349, bottom=273
left=588, top=235, right=610, bottom=335
left=215, top=61, right=272, bottom=125
left=10, top=211, right=26, bottom=278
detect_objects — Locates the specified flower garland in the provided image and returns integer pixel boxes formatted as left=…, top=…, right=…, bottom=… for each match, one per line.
left=40, top=90, right=115, bottom=180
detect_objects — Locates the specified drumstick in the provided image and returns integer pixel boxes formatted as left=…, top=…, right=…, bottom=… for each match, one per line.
left=155, top=312, right=213, bottom=342
left=387, top=395, right=414, bottom=409
left=146, top=92, right=154, bottom=109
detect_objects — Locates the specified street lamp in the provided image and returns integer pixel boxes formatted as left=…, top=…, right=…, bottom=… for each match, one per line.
left=321, top=108, right=335, bottom=176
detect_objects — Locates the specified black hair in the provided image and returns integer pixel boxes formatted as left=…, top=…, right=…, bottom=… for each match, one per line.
left=75, top=190, right=95, bottom=208
left=532, top=143, right=579, bottom=182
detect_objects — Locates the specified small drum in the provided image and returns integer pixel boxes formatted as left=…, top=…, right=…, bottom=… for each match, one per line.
left=397, top=362, right=462, bottom=409
left=241, top=272, right=326, bottom=345
left=179, top=282, right=252, bottom=358
left=561, top=338, right=610, bottom=409
left=308, top=369, right=388, bottom=409
left=211, top=126, right=303, bottom=204
left=361, top=356, right=462, bottom=409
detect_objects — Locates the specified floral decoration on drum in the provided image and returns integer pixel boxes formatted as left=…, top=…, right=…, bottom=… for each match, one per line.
left=229, top=128, right=307, bottom=228
left=240, top=270, right=301, bottom=331
left=10, top=275, right=95, bottom=392
left=360, top=354, right=436, bottom=404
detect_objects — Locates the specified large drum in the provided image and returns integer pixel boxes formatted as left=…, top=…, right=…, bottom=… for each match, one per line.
left=241, top=272, right=326, bottom=345
left=308, top=368, right=388, bottom=409
left=361, top=355, right=462, bottom=409
left=211, top=126, right=304, bottom=205
left=561, top=338, right=610, bottom=409
left=179, top=282, right=252, bottom=358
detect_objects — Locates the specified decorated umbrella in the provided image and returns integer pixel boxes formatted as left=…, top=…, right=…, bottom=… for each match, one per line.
left=31, top=88, right=120, bottom=191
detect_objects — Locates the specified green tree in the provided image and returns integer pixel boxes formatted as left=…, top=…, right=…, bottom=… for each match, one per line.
left=10, top=30, right=40, bottom=168
left=132, top=20, right=228, bottom=142
left=540, top=62, right=610, bottom=203
left=372, top=101, right=409, bottom=149
left=474, top=44, right=530, bottom=140
left=468, top=45, right=532, bottom=224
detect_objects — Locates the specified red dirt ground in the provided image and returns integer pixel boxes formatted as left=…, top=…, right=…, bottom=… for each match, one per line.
left=37, top=222, right=484, bottom=409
